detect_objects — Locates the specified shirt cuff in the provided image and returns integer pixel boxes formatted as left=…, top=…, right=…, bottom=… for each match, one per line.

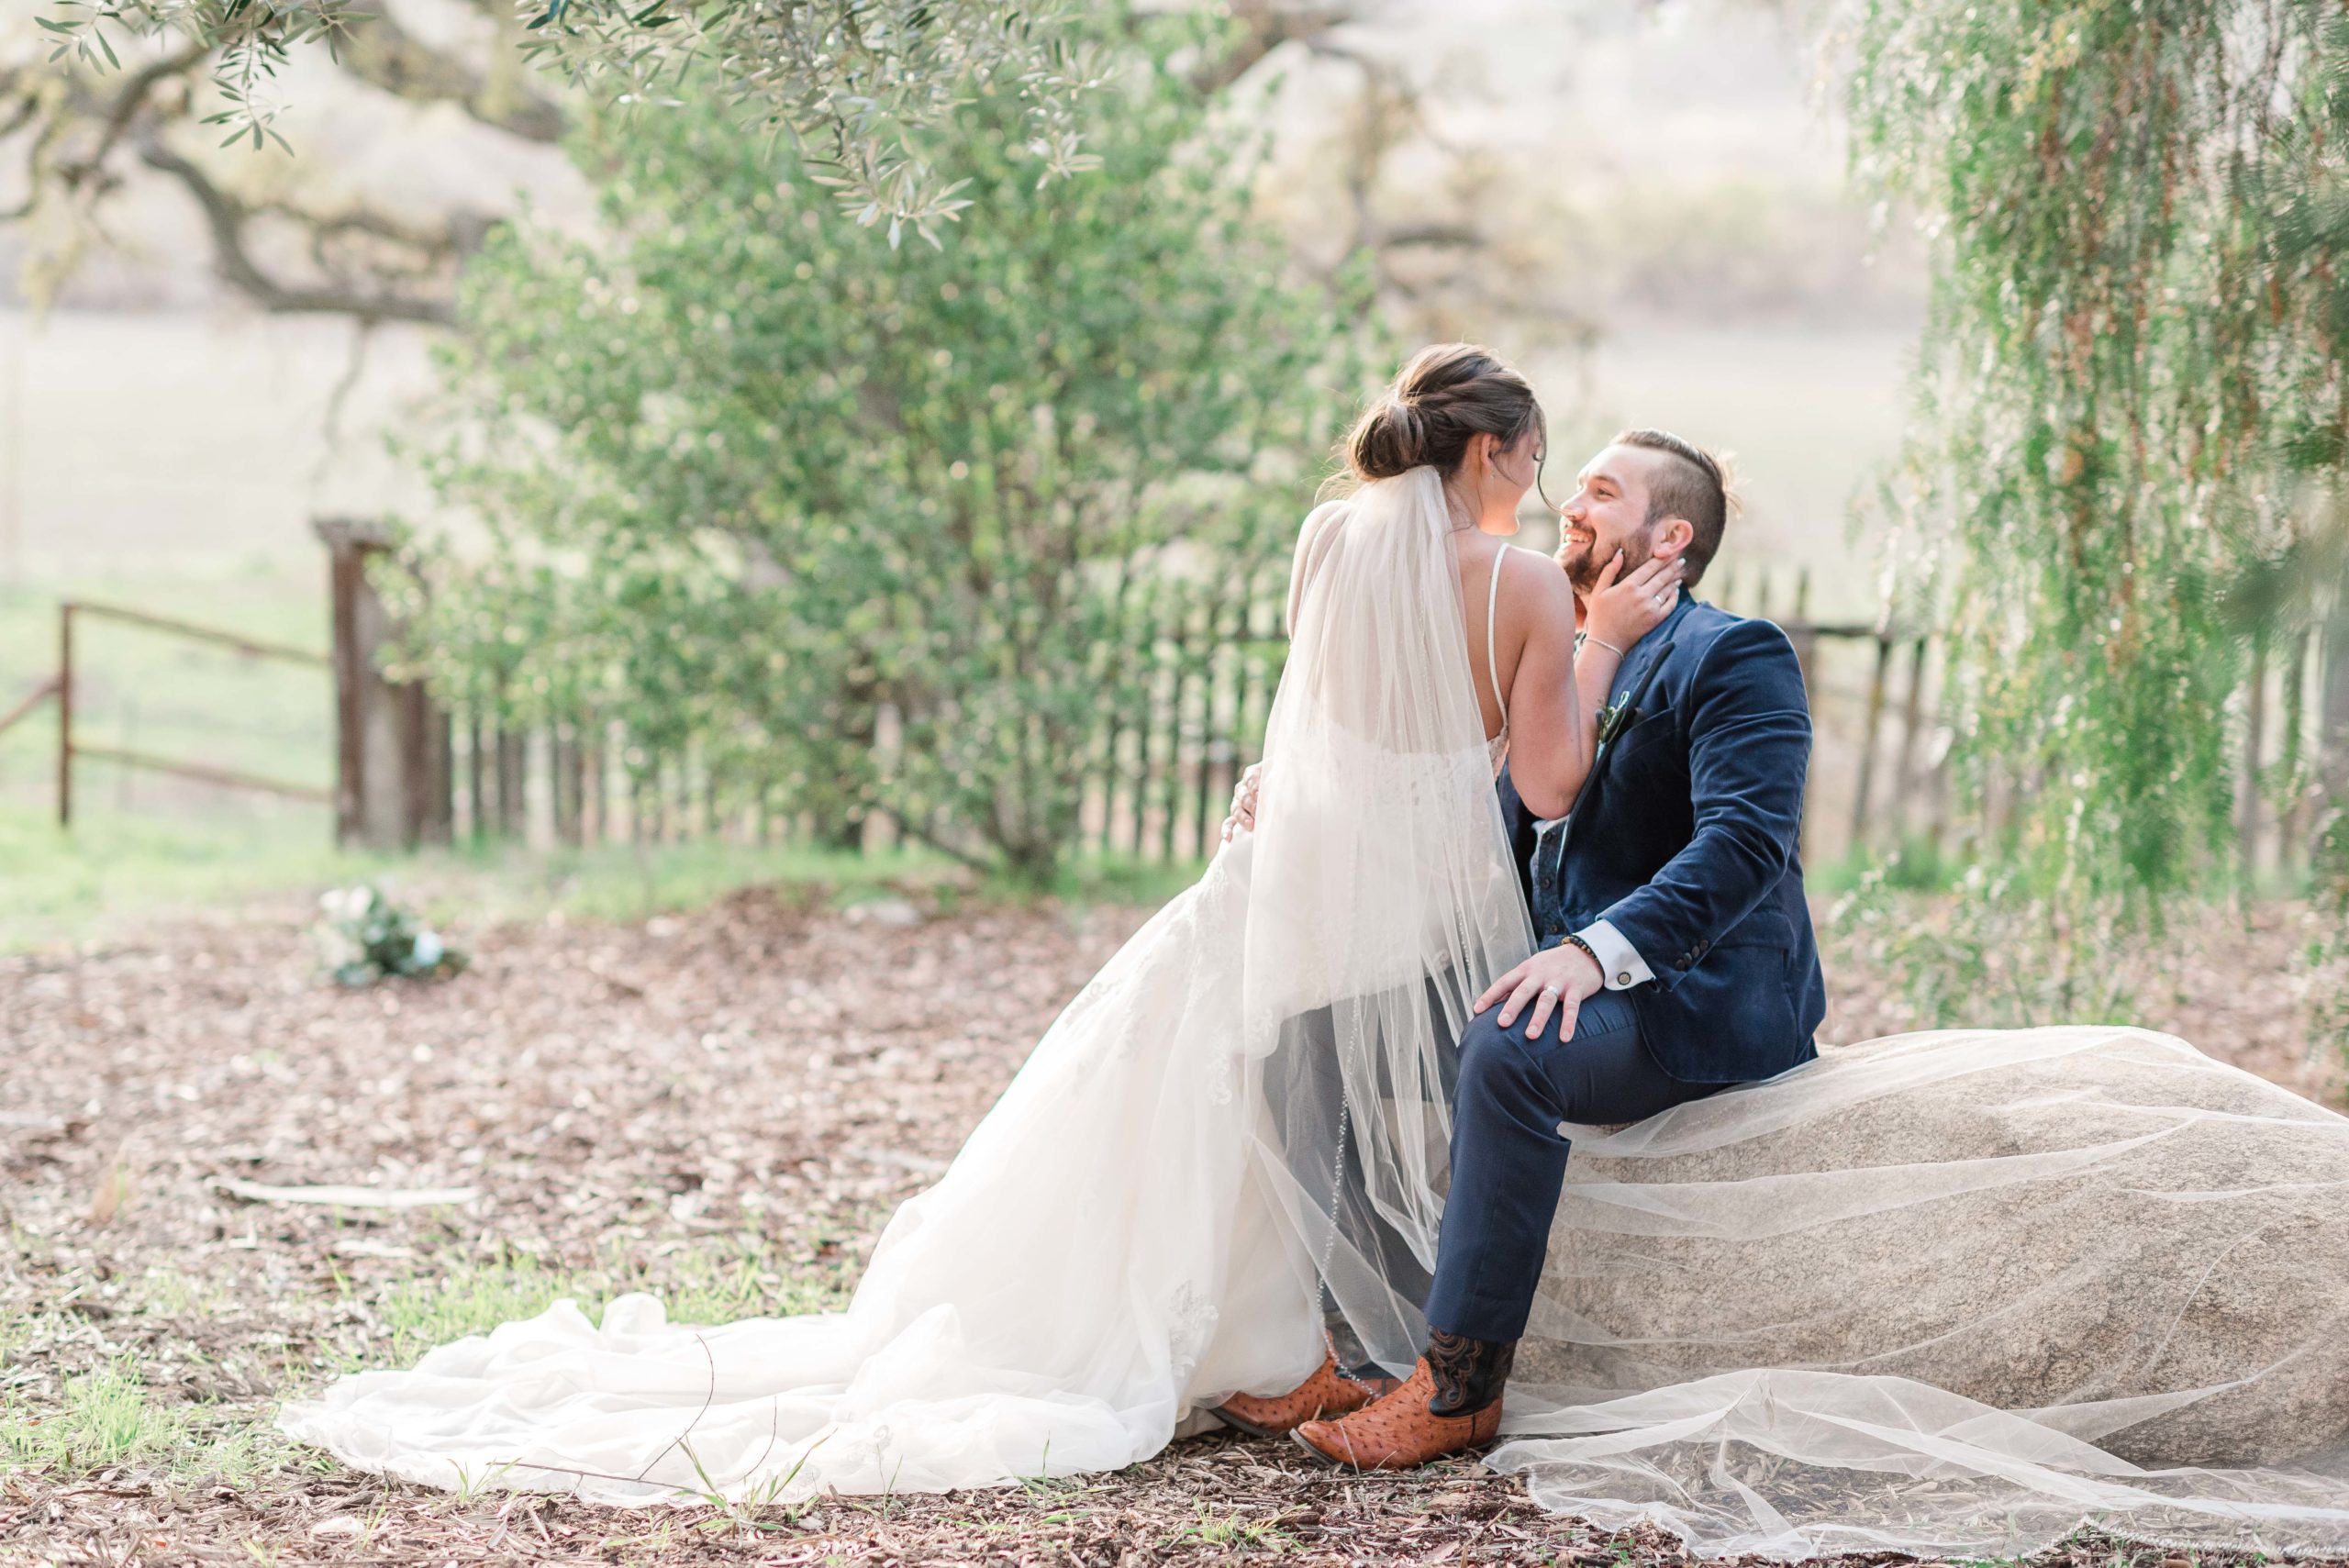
left=1575, top=919, right=1653, bottom=991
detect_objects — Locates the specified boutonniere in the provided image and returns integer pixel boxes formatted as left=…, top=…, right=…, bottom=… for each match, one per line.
left=1596, top=691, right=1633, bottom=751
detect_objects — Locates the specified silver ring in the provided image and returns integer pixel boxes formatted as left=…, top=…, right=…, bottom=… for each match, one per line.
left=1540, top=984, right=1562, bottom=1000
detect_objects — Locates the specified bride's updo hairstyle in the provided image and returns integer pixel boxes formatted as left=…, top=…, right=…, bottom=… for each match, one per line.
left=1344, top=343, right=1544, bottom=484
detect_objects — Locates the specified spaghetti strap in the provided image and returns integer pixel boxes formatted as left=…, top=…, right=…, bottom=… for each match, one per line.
left=1485, top=546, right=1509, bottom=722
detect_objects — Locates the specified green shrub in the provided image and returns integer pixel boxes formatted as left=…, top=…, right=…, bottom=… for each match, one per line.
left=396, top=14, right=1380, bottom=886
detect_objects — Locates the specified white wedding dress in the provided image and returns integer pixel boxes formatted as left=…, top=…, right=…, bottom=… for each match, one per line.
left=280, top=471, right=2349, bottom=1560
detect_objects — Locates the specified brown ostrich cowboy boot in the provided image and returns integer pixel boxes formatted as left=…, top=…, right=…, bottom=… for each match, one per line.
left=1210, top=1340, right=1402, bottom=1438
left=1291, top=1329, right=1514, bottom=1469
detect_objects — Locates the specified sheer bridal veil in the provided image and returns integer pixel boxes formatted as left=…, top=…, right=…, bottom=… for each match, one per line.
left=1240, top=466, right=1533, bottom=1378
left=1249, top=473, right=2349, bottom=1561
left=272, top=467, right=1528, bottom=1515
left=279, top=468, right=2349, bottom=1561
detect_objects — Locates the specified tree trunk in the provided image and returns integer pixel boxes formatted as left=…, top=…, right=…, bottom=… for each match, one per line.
left=2319, top=607, right=2349, bottom=897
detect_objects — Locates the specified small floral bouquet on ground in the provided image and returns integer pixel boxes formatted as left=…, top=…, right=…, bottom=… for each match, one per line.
left=314, top=884, right=468, bottom=986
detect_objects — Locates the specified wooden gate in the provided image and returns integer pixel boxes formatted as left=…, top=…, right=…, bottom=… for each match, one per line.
left=6, top=601, right=332, bottom=827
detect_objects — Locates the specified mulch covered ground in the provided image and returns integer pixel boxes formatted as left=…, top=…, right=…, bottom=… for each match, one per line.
left=3, top=882, right=2343, bottom=1567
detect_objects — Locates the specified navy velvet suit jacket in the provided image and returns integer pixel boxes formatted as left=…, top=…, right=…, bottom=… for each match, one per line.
left=1498, top=595, right=1826, bottom=1084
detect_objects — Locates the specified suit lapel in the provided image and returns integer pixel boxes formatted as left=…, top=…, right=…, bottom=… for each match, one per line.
left=1567, top=596, right=1694, bottom=829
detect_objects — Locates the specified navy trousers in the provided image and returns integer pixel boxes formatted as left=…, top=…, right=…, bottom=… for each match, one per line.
left=1423, top=988, right=1721, bottom=1343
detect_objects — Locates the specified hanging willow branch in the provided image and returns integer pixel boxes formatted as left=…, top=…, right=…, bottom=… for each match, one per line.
left=1848, top=0, right=2349, bottom=919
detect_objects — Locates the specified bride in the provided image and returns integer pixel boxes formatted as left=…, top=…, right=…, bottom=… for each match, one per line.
left=280, top=347, right=2349, bottom=1560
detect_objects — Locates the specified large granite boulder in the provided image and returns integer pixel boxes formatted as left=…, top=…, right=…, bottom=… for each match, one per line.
left=1526, top=1027, right=2349, bottom=1466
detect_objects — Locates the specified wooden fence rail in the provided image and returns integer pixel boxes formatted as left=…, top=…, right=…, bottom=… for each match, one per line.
left=421, top=565, right=1962, bottom=869
left=33, top=537, right=2335, bottom=884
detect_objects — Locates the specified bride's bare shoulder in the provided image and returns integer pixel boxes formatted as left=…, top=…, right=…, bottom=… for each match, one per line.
left=1286, top=498, right=1353, bottom=632
left=1291, top=497, right=1353, bottom=570
left=1298, top=495, right=1351, bottom=541
left=1506, top=544, right=1575, bottom=614
left=1492, top=544, right=1575, bottom=657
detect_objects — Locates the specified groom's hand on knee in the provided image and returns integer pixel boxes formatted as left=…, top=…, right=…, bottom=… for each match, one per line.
left=1475, top=944, right=1605, bottom=1040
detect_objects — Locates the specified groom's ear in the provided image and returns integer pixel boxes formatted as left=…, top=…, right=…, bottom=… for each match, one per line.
left=1652, top=517, right=1697, bottom=562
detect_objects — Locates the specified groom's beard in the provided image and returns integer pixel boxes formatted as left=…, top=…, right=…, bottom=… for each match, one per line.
left=1561, top=528, right=1657, bottom=595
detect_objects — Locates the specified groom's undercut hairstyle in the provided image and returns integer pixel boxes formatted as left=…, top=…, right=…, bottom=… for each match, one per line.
left=1347, top=343, right=1544, bottom=484
left=1614, top=428, right=1733, bottom=584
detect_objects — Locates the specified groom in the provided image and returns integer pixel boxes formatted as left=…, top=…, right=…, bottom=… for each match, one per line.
left=1236, top=429, right=1827, bottom=1467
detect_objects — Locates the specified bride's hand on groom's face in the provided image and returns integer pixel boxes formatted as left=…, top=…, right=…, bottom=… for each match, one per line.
left=1477, top=943, right=1605, bottom=1041
left=1579, top=550, right=1685, bottom=651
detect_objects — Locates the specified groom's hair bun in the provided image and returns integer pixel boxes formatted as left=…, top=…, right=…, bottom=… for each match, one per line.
left=1346, top=344, right=1544, bottom=484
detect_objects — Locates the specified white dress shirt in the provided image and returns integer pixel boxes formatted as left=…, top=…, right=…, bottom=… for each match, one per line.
left=1530, top=812, right=1655, bottom=990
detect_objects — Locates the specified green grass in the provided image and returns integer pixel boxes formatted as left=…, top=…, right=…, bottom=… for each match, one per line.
left=460, top=840, right=1208, bottom=924
left=0, top=1238, right=858, bottom=1490
left=330, top=1237, right=857, bottom=1379
left=0, top=785, right=1203, bottom=955
left=1157, top=1503, right=1299, bottom=1552
left=1, top=1359, right=188, bottom=1474
left=1020, top=852, right=1206, bottom=909
left=508, top=840, right=948, bottom=925
left=0, top=796, right=396, bottom=949
left=0, top=799, right=985, bottom=954
left=0, top=1349, right=288, bottom=1485
left=0, top=1261, right=306, bottom=1486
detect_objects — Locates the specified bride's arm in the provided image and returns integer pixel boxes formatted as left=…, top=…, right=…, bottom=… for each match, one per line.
left=1571, top=627, right=1624, bottom=783
left=1503, top=568, right=1594, bottom=820
left=1509, top=552, right=1683, bottom=819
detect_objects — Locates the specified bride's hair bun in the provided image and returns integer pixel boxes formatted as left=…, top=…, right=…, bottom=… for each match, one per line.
left=1349, top=395, right=1431, bottom=480
left=1344, top=343, right=1543, bottom=484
